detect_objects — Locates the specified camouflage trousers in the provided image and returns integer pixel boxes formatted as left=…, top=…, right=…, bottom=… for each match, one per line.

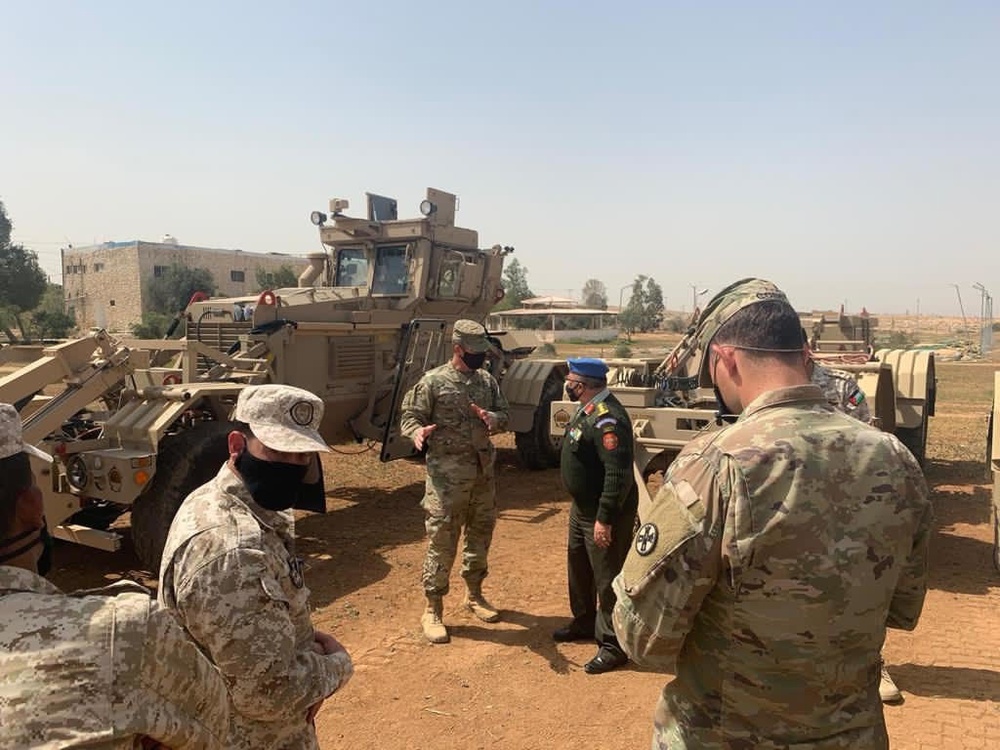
left=421, top=461, right=497, bottom=596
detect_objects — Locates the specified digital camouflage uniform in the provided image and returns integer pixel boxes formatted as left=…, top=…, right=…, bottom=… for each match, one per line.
left=560, top=389, right=638, bottom=653
left=159, top=462, right=353, bottom=750
left=0, top=567, right=228, bottom=749
left=811, top=362, right=872, bottom=424
left=400, top=360, right=509, bottom=595
left=613, top=385, right=932, bottom=749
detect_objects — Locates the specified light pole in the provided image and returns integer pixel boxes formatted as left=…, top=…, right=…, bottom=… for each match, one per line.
left=690, top=285, right=709, bottom=315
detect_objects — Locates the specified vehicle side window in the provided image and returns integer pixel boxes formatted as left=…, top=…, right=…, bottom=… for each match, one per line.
left=437, top=259, right=461, bottom=297
left=335, top=248, right=368, bottom=287
left=372, top=245, right=409, bottom=295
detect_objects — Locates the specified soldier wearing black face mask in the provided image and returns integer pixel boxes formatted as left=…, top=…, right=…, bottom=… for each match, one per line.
left=158, top=385, right=353, bottom=750
left=400, top=319, right=510, bottom=644
left=0, top=402, right=231, bottom=748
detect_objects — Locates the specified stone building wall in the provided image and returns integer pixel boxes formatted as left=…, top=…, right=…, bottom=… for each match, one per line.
left=62, top=241, right=309, bottom=332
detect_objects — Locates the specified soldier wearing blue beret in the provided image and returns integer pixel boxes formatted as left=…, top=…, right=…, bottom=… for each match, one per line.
left=553, top=358, right=638, bottom=674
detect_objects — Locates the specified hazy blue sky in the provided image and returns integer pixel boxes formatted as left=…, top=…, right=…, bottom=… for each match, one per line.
left=2, top=1, right=997, bottom=315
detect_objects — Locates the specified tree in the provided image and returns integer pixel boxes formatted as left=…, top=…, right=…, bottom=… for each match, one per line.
left=0, top=201, right=49, bottom=341
left=256, top=264, right=299, bottom=291
left=581, top=279, right=608, bottom=309
left=29, top=284, right=75, bottom=339
left=618, top=274, right=665, bottom=337
left=495, top=258, right=533, bottom=311
left=145, top=264, right=216, bottom=315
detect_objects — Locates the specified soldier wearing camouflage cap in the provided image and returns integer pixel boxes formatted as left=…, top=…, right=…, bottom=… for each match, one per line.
left=158, top=385, right=353, bottom=750
left=612, top=279, right=932, bottom=748
left=400, top=319, right=510, bottom=644
left=0, top=403, right=230, bottom=748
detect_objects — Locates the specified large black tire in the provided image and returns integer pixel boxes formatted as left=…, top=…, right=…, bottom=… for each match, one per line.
left=514, top=373, right=564, bottom=470
left=895, top=416, right=928, bottom=468
left=130, top=420, right=235, bottom=574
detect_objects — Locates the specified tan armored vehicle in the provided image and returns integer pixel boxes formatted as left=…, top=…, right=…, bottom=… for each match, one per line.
left=540, top=283, right=937, bottom=515
left=0, top=188, right=547, bottom=571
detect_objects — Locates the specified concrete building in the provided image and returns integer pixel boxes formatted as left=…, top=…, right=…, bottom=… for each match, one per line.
left=61, top=238, right=309, bottom=332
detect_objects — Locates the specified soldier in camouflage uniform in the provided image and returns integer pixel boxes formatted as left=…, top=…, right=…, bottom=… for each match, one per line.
left=0, top=403, right=229, bottom=749
left=555, top=357, right=639, bottom=674
left=159, top=385, right=353, bottom=750
left=612, top=279, right=932, bottom=749
left=808, top=357, right=906, bottom=703
left=400, top=319, right=510, bottom=644
left=809, top=359, right=873, bottom=425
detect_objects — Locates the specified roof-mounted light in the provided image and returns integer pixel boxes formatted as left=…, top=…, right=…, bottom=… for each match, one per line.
left=419, top=199, right=437, bottom=217
left=310, top=211, right=328, bottom=226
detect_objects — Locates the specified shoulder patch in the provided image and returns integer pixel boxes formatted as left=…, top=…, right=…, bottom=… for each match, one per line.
left=594, top=416, right=618, bottom=429
left=634, top=523, right=658, bottom=556
left=619, top=479, right=707, bottom=596
left=602, top=432, right=619, bottom=451
left=848, top=388, right=865, bottom=406
left=595, top=402, right=610, bottom=417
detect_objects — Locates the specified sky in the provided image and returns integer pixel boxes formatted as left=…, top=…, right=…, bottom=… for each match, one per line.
left=2, top=1, right=997, bottom=316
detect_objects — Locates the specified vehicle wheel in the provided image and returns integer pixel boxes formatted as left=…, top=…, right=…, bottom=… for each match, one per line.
left=895, top=415, right=928, bottom=467
left=130, top=420, right=235, bottom=574
left=514, top=373, right=564, bottom=470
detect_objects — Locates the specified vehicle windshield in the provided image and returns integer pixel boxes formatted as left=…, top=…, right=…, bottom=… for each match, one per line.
left=372, top=245, right=408, bottom=295
left=335, top=248, right=368, bottom=286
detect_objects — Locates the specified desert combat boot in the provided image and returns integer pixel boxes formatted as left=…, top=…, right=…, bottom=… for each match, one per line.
left=463, top=581, right=501, bottom=623
left=421, top=595, right=449, bottom=644
left=879, top=662, right=903, bottom=703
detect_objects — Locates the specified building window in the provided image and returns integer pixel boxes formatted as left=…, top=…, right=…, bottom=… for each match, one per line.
left=154, top=265, right=168, bottom=278
left=109, top=300, right=115, bottom=307
left=93, top=263, right=104, bottom=272
left=66, top=265, right=74, bottom=275
left=230, top=270, right=246, bottom=283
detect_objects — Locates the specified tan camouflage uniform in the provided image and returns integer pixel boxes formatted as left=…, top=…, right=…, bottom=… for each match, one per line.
left=159, top=463, right=352, bottom=750
left=613, top=385, right=932, bottom=749
left=811, top=361, right=872, bottom=424
left=0, top=568, right=228, bottom=749
left=400, top=354, right=509, bottom=597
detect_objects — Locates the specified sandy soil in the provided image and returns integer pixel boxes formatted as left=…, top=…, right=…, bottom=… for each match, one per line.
left=47, top=361, right=1000, bottom=750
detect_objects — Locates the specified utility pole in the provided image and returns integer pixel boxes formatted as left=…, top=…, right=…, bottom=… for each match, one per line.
left=690, top=285, right=709, bottom=316
left=952, top=283, right=969, bottom=339
left=973, top=283, right=993, bottom=353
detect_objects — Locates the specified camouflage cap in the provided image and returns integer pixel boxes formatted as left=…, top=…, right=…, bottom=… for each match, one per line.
left=692, top=278, right=789, bottom=386
left=233, top=385, right=330, bottom=454
left=0, top=403, right=52, bottom=463
left=452, top=319, right=490, bottom=353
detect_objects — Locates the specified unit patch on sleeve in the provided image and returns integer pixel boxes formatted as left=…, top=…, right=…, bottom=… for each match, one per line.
left=595, top=416, right=618, bottom=429
left=602, top=431, right=619, bottom=451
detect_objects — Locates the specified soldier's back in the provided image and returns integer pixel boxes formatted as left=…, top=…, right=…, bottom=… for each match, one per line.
left=666, top=397, right=929, bottom=747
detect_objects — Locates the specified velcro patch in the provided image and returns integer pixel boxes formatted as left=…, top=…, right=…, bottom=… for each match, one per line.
left=602, top=432, right=619, bottom=451
left=619, top=479, right=706, bottom=595
left=848, top=388, right=865, bottom=407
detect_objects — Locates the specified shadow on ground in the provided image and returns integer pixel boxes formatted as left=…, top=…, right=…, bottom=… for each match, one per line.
left=889, top=663, right=1000, bottom=702
left=295, top=480, right=426, bottom=607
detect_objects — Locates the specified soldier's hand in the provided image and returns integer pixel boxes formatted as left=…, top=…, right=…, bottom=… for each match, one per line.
left=313, top=630, right=348, bottom=656
left=414, top=424, right=437, bottom=450
left=306, top=697, right=325, bottom=725
left=469, top=403, right=497, bottom=431
left=594, top=520, right=612, bottom=549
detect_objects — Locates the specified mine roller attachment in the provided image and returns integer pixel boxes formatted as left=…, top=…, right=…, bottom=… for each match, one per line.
left=130, top=420, right=235, bottom=574
left=875, top=349, right=937, bottom=466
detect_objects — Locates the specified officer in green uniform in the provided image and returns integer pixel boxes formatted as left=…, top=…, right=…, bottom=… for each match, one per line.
left=554, top=358, right=638, bottom=674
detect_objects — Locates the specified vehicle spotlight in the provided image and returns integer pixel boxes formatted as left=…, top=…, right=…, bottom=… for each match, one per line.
left=419, top=199, right=437, bottom=217
left=66, top=455, right=90, bottom=490
left=310, top=211, right=328, bottom=226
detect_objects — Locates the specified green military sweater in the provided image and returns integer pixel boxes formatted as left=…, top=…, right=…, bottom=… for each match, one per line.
left=560, top=391, right=638, bottom=523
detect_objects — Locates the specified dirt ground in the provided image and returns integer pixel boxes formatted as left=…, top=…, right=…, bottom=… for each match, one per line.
left=48, top=361, right=1000, bottom=749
